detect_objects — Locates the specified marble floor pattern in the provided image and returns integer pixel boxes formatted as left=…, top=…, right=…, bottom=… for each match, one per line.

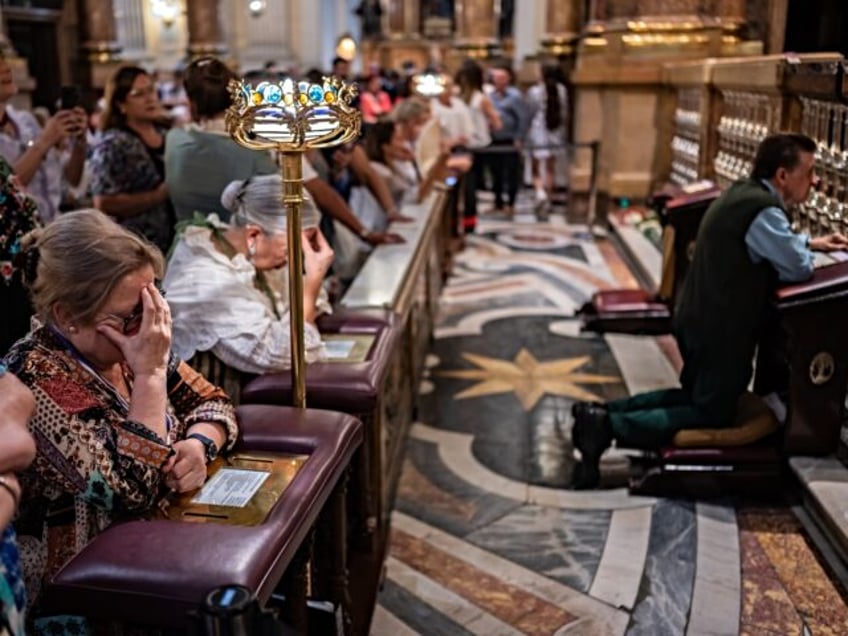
left=371, top=202, right=848, bottom=635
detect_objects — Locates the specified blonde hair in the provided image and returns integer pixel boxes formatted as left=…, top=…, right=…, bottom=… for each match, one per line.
left=391, top=96, right=430, bottom=125
left=21, top=209, right=164, bottom=325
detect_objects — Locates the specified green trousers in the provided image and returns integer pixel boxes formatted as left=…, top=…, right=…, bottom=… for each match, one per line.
left=606, top=328, right=752, bottom=449
left=606, top=388, right=712, bottom=449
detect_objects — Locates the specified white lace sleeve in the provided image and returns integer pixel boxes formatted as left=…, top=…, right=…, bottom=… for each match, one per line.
left=211, top=314, right=324, bottom=374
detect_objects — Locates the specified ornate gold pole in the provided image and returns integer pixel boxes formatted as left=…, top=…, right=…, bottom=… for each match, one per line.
left=281, top=152, right=306, bottom=407
left=226, top=77, right=361, bottom=409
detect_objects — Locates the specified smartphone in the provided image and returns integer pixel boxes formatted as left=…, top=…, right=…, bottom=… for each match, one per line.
left=60, top=85, right=81, bottom=111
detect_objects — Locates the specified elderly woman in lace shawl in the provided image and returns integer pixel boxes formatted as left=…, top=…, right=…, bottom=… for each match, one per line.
left=163, top=174, right=335, bottom=402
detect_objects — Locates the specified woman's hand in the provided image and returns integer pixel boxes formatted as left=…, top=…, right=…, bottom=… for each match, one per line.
left=303, top=229, right=334, bottom=290
left=162, top=439, right=207, bottom=492
left=98, top=283, right=171, bottom=377
left=0, top=374, right=36, bottom=473
left=366, top=231, right=405, bottom=246
left=40, top=110, right=79, bottom=148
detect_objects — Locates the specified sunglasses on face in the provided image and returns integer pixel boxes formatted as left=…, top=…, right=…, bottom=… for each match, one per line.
left=101, top=285, right=166, bottom=335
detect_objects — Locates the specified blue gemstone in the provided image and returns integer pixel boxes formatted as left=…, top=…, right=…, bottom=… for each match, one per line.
left=308, top=84, right=324, bottom=103
left=263, top=84, right=283, bottom=103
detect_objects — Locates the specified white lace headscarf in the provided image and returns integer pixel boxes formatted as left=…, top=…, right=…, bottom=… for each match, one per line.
left=220, top=173, right=322, bottom=233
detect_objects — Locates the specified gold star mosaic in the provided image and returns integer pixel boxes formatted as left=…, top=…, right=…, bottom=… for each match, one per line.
left=436, top=348, right=620, bottom=411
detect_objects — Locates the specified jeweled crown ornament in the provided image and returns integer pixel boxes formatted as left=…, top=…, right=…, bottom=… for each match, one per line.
left=226, top=75, right=361, bottom=409
left=226, top=76, right=361, bottom=149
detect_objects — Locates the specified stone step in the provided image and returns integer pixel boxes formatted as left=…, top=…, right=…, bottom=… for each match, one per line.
left=789, top=456, right=848, bottom=581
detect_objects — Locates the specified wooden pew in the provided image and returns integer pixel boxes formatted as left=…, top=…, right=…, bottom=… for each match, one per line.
left=41, top=406, right=363, bottom=633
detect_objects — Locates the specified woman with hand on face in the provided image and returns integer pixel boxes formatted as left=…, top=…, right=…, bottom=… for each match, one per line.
left=89, top=66, right=174, bottom=253
left=3, top=209, right=237, bottom=634
left=163, top=174, right=335, bottom=402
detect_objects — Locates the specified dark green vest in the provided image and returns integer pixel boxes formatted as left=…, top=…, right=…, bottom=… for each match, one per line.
left=674, top=178, right=785, bottom=370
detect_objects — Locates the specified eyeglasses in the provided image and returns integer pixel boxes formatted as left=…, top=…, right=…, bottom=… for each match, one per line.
left=101, top=285, right=166, bottom=335
left=128, top=86, right=156, bottom=98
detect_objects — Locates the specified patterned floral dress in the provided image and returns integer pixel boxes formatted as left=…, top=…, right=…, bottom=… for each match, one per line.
left=89, top=127, right=174, bottom=254
left=0, top=155, right=40, bottom=355
left=3, top=327, right=239, bottom=635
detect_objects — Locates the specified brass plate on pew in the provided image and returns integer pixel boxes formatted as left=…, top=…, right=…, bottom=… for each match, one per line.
left=322, top=333, right=375, bottom=363
left=153, top=452, right=308, bottom=526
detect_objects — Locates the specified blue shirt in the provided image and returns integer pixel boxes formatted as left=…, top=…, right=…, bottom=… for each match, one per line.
left=489, top=87, right=529, bottom=142
left=744, top=180, right=813, bottom=283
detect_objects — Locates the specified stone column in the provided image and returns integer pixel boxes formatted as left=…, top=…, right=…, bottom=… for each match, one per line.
left=453, top=0, right=499, bottom=59
left=385, top=0, right=421, bottom=37
left=541, top=0, right=582, bottom=57
left=765, top=0, right=789, bottom=54
left=79, top=0, right=122, bottom=88
left=712, top=0, right=747, bottom=42
left=186, top=0, right=227, bottom=58
left=378, top=0, right=429, bottom=75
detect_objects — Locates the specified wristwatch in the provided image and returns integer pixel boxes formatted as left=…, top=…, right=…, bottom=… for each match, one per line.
left=187, top=433, right=218, bottom=464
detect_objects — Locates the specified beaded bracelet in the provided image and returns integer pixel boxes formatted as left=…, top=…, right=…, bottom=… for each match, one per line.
left=0, top=475, right=19, bottom=509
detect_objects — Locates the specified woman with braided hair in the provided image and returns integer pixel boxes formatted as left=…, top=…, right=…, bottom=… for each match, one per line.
left=162, top=174, right=335, bottom=402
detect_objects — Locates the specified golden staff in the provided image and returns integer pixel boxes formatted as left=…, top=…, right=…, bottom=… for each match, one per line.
left=226, top=76, right=361, bottom=408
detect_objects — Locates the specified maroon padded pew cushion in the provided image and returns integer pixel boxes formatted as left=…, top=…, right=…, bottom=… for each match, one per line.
left=42, top=405, right=363, bottom=629
left=593, top=289, right=668, bottom=314
left=241, top=312, right=401, bottom=412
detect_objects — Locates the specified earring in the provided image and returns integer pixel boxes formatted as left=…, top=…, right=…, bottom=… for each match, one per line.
left=247, top=242, right=257, bottom=260
left=68, top=325, right=78, bottom=334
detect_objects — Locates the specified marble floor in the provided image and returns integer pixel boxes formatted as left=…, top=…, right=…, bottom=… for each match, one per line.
left=371, top=200, right=848, bottom=635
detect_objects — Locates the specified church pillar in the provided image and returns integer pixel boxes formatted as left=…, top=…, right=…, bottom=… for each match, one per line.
left=713, top=0, right=747, bottom=43
left=764, top=0, right=789, bottom=54
left=453, top=0, right=500, bottom=60
left=186, top=0, right=227, bottom=58
left=376, top=0, right=430, bottom=75
left=79, top=0, right=123, bottom=89
left=540, top=0, right=582, bottom=58
left=386, top=0, right=418, bottom=37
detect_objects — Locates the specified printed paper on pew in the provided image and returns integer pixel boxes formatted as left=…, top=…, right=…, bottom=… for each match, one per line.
left=323, top=339, right=357, bottom=360
left=191, top=468, right=270, bottom=508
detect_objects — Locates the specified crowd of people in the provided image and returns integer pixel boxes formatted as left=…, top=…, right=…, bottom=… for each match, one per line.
left=0, top=52, right=570, bottom=635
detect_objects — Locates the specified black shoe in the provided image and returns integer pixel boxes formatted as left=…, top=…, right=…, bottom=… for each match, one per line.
left=573, top=407, right=612, bottom=455
left=569, top=461, right=600, bottom=490
left=571, top=407, right=613, bottom=490
left=570, top=401, right=606, bottom=422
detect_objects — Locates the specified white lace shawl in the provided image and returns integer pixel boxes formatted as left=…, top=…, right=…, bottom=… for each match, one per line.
left=163, top=220, right=328, bottom=374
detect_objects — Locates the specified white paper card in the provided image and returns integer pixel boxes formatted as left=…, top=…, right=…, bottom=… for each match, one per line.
left=323, top=339, right=356, bottom=359
left=191, top=468, right=270, bottom=508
